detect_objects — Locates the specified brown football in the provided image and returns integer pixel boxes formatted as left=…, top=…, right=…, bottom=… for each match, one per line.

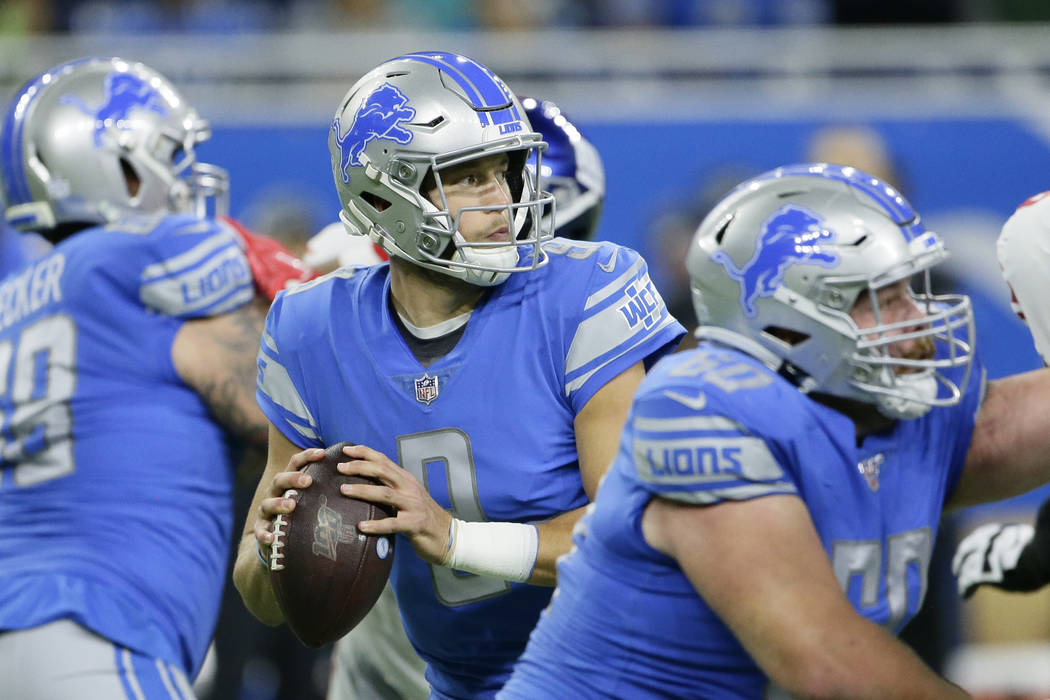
left=269, top=441, right=396, bottom=648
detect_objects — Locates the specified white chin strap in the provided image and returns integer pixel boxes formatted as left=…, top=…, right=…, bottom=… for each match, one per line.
left=874, top=369, right=938, bottom=420
left=449, top=231, right=520, bottom=287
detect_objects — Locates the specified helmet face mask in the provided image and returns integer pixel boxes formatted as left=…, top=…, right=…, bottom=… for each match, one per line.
left=687, top=163, right=974, bottom=419
left=1, top=57, right=227, bottom=235
left=330, top=53, right=555, bottom=287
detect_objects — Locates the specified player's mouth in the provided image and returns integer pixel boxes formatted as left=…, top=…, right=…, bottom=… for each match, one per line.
left=486, top=226, right=510, bottom=242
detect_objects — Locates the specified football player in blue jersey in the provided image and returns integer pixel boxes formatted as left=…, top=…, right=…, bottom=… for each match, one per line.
left=232, top=52, right=684, bottom=700
left=953, top=192, right=1050, bottom=600
left=322, top=94, right=609, bottom=700
left=0, top=57, right=313, bottom=699
left=501, top=163, right=1050, bottom=698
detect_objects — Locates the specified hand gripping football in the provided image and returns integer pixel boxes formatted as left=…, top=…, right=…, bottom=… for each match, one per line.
left=269, top=441, right=396, bottom=648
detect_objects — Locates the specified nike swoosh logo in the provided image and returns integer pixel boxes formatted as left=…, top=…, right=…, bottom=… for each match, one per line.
left=598, top=248, right=619, bottom=273
left=663, top=389, right=707, bottom=411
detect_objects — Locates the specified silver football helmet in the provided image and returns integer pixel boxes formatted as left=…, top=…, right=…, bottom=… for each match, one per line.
left=687, top=163, right=974, bottom=419
left=1, top=57, right=227, bottom=235
left=329, top=51, right=554, bottom=287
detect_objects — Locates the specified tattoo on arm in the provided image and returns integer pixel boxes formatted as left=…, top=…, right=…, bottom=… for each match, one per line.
left=176, top=298, right=269, bottom=447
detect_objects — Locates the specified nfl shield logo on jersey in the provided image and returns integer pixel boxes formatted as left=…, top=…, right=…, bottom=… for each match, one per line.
left=857, top=453, right=884, bottom=492
left=414, top=373, right=439, bottom=405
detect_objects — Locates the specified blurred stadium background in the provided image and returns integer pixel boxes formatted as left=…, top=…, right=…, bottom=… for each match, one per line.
left=3, top=1, right=1050, bottom=698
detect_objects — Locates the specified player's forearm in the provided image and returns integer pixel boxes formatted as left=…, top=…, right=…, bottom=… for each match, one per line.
left=173, top=298, right=270, bottom=448
left=232, top=534, right=285, bottom=626
left=951, top=369, right=1050, bottom=509
left=528, top=506, right=587, bottom=585
left=434, top=507, right=586, bottom=587
left=761, top=618, right=970, bottom=699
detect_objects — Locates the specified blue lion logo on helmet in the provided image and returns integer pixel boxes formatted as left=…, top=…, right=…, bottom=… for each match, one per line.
left=60, top=72, right=168, bottom=147
left=711, top=204, right=840, bottom=317
left=332, top=83, right=416, bottom=185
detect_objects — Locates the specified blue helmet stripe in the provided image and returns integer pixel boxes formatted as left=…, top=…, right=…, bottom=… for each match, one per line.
left=400, top=52, right=520, bottom=127
left=757, top=164, right=922, bottom=242
left=398, top=53, right=487, bottom=126
left=1, top=79, right=43, bottom=206
left=432, top=54, right=519, bottom=125
left=1, top=57, right=94, bottom=208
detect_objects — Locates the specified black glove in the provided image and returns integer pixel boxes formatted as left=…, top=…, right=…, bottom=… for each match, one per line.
left=952, top=498, right=1050, bottom=598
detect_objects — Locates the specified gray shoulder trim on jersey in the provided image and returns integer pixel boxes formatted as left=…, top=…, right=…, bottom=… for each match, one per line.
left=567, top=265, right=671, bottom=384
left=633, top=433, right=785, bottom=486
left=656, top=481, right=799, bottom=504
left=288, top=420, right=319, bottom=442
left=285, top=267, right=357, bottom=297
left=634, top=415, right=743, bottom=433
left=262, top=329, right=279, bottom=353
left=583, top=256, right=645, bottom=311
left=140, top=234, right=252, bottom=317
left=565, top=314, right=678, bottom=396
left=258, top=337, right=318, bottom=439
left=141, top=230, right=233, bottom=281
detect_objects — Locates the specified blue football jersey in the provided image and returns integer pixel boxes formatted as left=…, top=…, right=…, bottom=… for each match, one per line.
left=0, top=226, right=34, bottom=279
left=503, top=338, right=985, bottom=699
left=256, top=238, right=684, bottom=699
left=0, top=213, right=254, bottom=677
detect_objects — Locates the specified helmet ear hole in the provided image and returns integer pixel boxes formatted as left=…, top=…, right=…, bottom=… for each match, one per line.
left=713, top=215, right=733, bottom=246
left=360, top=191, right=391, bottom=214
left=763, top=326, right=810, bottom=346
left=119, top=157, right=141, bottom=197
left=418, top=170, right=436, bottom=201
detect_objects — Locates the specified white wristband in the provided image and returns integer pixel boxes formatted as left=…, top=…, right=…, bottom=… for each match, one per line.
left=440, top=518, right=539, bottom=583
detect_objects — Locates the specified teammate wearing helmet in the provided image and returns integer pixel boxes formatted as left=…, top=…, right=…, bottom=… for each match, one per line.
left=0, top=57, right=311, bottom=698
left=314, top=94, right=609, bottom=700
left=501, top=163, right=1050, bottom=698
left=952, top=191, right=1050, bottom=601
left=233, top=52, right=683, bottom=699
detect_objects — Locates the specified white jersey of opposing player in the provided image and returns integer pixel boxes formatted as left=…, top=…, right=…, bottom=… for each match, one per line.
left=303, top=222, right=386, bottom=273
left=328, top=585, right=427, bottom=700
left=998, top=191, right=1050, bottom=364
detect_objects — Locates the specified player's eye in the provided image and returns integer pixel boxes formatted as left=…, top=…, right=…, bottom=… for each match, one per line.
left=452, top=172, right=479, bottom=187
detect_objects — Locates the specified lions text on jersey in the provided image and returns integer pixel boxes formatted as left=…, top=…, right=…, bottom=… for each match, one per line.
left=501, top=337, right=984, bottom=699
left=257, top=238, right=684, bottom=699
left=0, top=213, right=253, bottom=678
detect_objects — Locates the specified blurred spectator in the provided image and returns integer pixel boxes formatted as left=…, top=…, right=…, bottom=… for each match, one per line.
left=0, top=0, right=52, bottom=33
left=646, top=164, right=759, bottom=342
left=968, top=0, right=1050, bottom=20
left=287, top=0, right=392, bottom=30
left=806, top=124, right=903, bottom=188
left=572, top=0, right=829, bottom=26
left=829, top=0, right=962, bottom=24
left=15, top=0, right=1016, bottom=32
left=240, top=189, right=326, bottom=259
left=60, top=0, right=284, bottom=33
